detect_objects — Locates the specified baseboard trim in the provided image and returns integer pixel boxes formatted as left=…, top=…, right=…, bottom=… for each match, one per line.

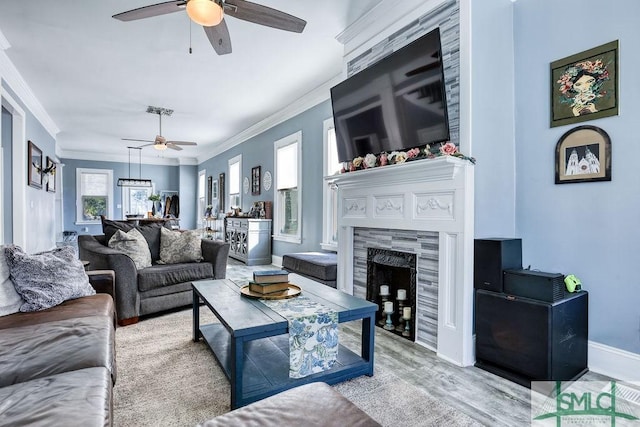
left=589, top=340, right=640, bottom=381
left=271, top=255, right=283, bottom=268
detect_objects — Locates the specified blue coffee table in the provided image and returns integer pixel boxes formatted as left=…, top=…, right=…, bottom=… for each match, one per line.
left=192, top=277, right=377, bottom=409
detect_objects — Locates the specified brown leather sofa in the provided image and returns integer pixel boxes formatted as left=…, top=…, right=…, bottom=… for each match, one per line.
left=198, top=382, right=381, bottom=427
left=0, top=270, right=116, bottom=426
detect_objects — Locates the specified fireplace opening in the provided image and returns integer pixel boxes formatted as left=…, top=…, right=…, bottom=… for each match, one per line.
left=366, top=248, right=417, bottom=341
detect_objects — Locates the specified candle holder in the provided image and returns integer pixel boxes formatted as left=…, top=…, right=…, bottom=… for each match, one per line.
left=402, top=313, right=412, bottom=337
left=395, top=299, right=405, bottom=331
left=383, top=309, right=395, bottom=331
left=378, top=294, right=389, bottom=326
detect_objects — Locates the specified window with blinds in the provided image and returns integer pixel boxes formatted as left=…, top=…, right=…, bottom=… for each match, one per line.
left=76, top=168, right=113, bottom=223
left=274, top=131, right=301, bottom=243
left=228, top=155, right=241, bottom=209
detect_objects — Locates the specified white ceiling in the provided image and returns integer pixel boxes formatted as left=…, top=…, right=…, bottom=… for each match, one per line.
left=0, top=0, right=381, bottom=164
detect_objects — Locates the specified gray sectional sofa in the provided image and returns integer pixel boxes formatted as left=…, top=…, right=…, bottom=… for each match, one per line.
left=79, top=219, right=230, bottom=325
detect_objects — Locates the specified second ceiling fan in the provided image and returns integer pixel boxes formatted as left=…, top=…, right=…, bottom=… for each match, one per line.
left=112, top=0, right=307, bottom=55
left=122, top=106, right=197, bottom=151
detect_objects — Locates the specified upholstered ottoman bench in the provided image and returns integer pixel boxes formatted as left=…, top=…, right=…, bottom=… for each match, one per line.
left=282, top=252, right=337, bottom=288
left=198, top=382, right=380, bottom=427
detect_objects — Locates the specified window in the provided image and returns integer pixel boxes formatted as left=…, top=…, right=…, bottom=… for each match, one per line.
left=76, top=168, right=113, bottom=224
left=274, top=131, right=302, bottom=243
left=198, top=169, right=206, bottom=219
left=122, top=186, right=153, bottom=218
left=228, top=155, right=241, bottom=209
left=321, top=118, right=340, bottom=250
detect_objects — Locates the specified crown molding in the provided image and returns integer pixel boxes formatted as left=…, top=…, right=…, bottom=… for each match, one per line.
left=196, top=73, right=342, bottom=164
left=0, top=28, right=10, bottom=51
left=57, top=149, right=197, bottom=166
left=0, top=50, right=60, bottom=140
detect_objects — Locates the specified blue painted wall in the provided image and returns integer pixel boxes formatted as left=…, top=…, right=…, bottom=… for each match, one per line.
left=61, top=158, right=180, bottom=236
left=199, top=101, right=332, bottom=257
left=514, top=0, right=640, bottom=354
left=179, top=164, right=197, bottom=230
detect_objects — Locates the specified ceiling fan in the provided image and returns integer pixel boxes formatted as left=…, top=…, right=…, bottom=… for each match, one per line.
left=122, top=106, right=197, bottom=151
left=112, top=0, right=307, bottom=55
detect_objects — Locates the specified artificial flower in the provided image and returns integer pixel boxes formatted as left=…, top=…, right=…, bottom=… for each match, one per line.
left=352, top=156, right=364, bottom=168
left=407, top=147, right=421, bottom=159
left=364, top=153, right=377, bottom=168
left=440, top=142, right=458, bottom=155
left=394, top=152, right=408, bottom=163
left=379, top=153, right=388, bottom=166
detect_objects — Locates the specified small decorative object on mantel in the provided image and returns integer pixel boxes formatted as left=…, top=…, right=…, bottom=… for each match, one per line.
left=27, top=141, right=43, bottom=189
left=341, top=141, right=475, bottom=174
left=555, top=125, right=611, bottom=184
left=551, top=40, right=618, bottom=127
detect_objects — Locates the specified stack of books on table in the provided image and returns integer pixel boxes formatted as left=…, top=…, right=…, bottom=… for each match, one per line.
left=249, top=270, right=290, bottom=294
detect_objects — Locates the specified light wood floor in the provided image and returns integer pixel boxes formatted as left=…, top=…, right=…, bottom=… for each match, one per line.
left=224, top=258, right=612, bottom=426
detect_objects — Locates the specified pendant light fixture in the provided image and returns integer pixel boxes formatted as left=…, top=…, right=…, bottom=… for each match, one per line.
left=117, top=147, right=152, bottom=187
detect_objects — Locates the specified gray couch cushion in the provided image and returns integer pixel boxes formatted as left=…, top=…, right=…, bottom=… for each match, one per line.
left=0, top=316, right=115, bottom=387
left=101, top=217, right=165, bottom=262
left=0, top=367, right=112, bottom=427
left=282, top=252, right=338, bottom=281
left=137, top=262, right=213, bottom=292
left=159, top=228, right=203, bottom=264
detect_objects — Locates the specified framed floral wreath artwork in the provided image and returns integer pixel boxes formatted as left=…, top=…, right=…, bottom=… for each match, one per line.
left=550, top=40, right=618, bottom=127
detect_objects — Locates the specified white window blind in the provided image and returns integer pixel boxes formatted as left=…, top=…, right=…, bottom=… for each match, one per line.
left=81, top=172, right=108, bottom=195
left=229, top=161, right=240, bottom=194
left=276, top=142, right=298, bottom=190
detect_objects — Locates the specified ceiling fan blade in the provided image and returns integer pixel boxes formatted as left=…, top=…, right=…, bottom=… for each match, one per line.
left=224, top=0, right=306, bottom=33
left=136, top=143, right=156, bottom=148
left=166, top=144, right=184, bottom=151
left=204, top=20, right=232, bottom=55
left=122, top=138, right=155, bottom=143
left=166, top=141, right=197, bottom=146
left=112, top=1, right=186, bottom=22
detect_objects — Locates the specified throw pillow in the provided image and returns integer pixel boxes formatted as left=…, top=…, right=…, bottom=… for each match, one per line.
left=0, top=245, right=24, bottom=316
left=4, top=245, right=96, bottom=312
left=108, top=228, right=152, bottom=270
left=159, top=227, right=203, bottom=264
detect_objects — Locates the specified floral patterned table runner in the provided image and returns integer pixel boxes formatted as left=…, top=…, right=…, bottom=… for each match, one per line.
left=262, top=295, right=339, bottom=379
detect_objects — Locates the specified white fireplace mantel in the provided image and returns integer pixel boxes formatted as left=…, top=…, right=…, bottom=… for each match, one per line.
left=332, top=156, right=475, bottom=366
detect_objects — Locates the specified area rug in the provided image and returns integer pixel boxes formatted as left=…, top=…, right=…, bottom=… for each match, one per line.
left=114, top=308, right=481, bottom=426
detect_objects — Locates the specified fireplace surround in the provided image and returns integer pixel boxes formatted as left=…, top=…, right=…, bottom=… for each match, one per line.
left=330, top=156, right=475, bottom=366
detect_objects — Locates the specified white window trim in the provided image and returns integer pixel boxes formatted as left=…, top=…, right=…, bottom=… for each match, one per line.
left=121, top=185, right=155, bottom=219
left=273, top=131, right=302, bottom=244
left=75, top=168, right=114, bottom=224
left=198, top=169, right=206, bottom=224
left=321, top=118, right=338, bottom=251
left=228, top=154, right=242, bottom=209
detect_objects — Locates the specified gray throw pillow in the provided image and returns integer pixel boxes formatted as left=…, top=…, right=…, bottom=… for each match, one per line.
left=159, top=227, right=203, bottom=264
left=0, top=245, right=24, bottom=316
left=4, top=245, right=95, bottom=312
left=108, top=228, right=152, bottom=270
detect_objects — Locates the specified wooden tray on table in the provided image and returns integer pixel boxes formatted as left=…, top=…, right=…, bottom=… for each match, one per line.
left=240, top=284, right=301, bottom=300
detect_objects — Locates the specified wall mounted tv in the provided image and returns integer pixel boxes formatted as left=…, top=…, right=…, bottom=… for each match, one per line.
left=330, top=27, right=450, bottom=163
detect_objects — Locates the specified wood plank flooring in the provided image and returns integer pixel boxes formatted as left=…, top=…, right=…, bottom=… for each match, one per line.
left=224, top=258, right=613, bottom=426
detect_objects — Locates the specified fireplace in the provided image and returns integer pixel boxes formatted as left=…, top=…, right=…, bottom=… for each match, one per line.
left=331, top=156, right=475, bottom=366
left=367, top=248, right=417, bottom=341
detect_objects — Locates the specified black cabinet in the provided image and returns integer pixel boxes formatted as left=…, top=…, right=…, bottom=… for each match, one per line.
left=475, top=289, right=588, bottom=387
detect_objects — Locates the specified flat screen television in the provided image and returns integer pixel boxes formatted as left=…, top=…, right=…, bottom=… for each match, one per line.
left=330, top=27, right=450, bottom=163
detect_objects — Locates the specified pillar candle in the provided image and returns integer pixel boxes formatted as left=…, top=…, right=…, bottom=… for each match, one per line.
left=403, top=307, right=412, bottom=319
left=397, top=289, right=407, bottom=300
left=380, top=285, right=390, bottom=295
left=384, top=301, right=394, bottom=313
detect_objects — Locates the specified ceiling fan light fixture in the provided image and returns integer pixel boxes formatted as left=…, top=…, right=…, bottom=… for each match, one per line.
left=154, top=143, right=168, bottom=151
left=186, top=0, right=224, bottom=27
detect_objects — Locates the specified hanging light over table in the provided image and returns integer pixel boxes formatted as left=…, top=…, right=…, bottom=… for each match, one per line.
left=117, top=147, right=152, bottom=187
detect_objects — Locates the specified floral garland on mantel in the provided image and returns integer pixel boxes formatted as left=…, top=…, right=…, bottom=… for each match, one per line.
left=340, top=142, right=475, bottom=173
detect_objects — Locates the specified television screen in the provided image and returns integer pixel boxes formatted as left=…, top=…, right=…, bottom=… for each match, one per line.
left=330, top=28, right=450, bottom=163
